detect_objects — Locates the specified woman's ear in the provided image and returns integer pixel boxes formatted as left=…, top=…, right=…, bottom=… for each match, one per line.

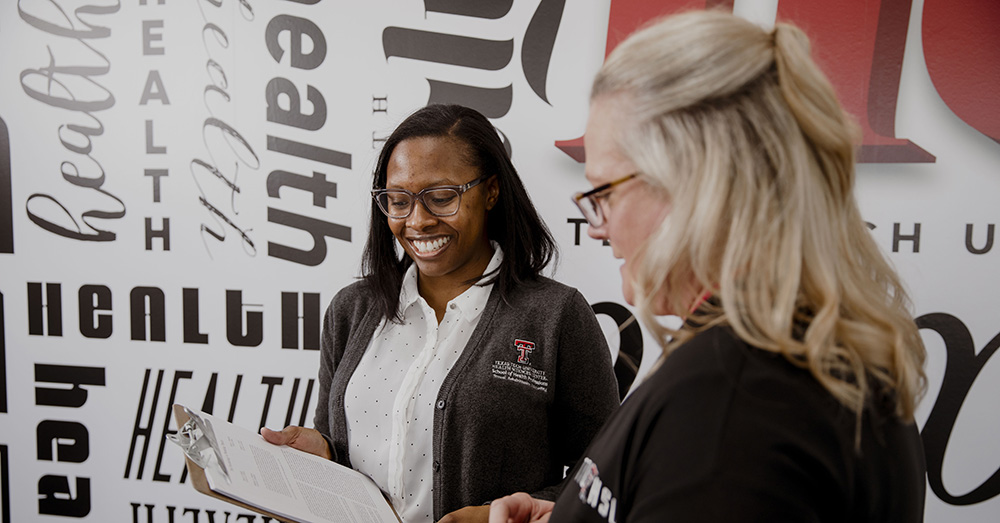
left=486, top=176, right=500, bottom=210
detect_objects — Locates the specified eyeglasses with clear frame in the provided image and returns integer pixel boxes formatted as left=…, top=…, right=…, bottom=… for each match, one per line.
left=571, top=172, right=639, bottom=228
left=372, top=173, right=492, bottom=219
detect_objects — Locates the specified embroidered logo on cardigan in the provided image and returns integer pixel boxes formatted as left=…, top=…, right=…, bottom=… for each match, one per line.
left=491, top=360, right=549, bottom=392
left=491, top=339, right=547, bottom=391
left=514, top=338, right=535, bottom=364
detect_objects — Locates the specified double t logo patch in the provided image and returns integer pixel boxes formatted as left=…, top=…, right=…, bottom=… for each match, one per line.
left=514, top=339, right=535, bottom=364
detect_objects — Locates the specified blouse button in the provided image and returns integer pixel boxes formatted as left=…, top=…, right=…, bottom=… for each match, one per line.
left=436, top=400, right=446, bottom=410
left=449, top=303, right=457, bottom=309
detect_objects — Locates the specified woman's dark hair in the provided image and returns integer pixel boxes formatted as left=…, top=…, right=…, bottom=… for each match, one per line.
left=361, top=104, right=556, bottom=321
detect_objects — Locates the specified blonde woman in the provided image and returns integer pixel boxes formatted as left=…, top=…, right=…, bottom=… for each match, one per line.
left=491, top=10, right=927, bottom=523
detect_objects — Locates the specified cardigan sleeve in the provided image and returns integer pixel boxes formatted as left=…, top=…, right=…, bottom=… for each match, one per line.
left=313, top=283, right=371, bottom=466
left=529, top=287, right=619, bottom=501
left=313, top=293, right=342, bottom=463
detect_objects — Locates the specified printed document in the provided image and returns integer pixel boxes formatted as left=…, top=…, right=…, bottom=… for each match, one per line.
left=177, top=407, right=400, bottom=523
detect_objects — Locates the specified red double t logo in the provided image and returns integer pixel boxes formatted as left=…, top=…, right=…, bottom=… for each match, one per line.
left=514, top=339, right=535, bottom=364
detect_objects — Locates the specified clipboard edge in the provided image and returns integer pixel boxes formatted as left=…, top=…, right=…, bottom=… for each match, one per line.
left=171, top=404, right=300, bottom=523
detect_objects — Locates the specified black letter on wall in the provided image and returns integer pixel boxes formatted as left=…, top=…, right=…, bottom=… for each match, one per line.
left=34, top=364, right=105, bottom=408
left=918, top=313, right=1000, bottom=505
left=130, top=287, right=166, bottom=341
left=28, top=283, right=62, bottom=336
left=226, top=291, right=263, bottom=347
left=38, top=476, right=90, bottom=517
left=591, top=302, right=643, bottom=400
left=79, top=285, right=112, bottom=339
left=37, top=420, right=89, bottom=463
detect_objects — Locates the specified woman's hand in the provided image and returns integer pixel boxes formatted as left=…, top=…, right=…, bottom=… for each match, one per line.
left=259, top=425, right=331, bottom=460
left=488, top=493, right=554, bottom=523
left=438, top=504, right=490, bottom=523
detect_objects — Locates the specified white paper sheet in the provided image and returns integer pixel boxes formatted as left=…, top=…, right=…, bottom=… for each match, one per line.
left=192, top=409, right=400, bottom=523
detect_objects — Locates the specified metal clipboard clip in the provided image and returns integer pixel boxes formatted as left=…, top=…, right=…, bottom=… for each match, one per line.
left=166, top=405, right=231, bottom=484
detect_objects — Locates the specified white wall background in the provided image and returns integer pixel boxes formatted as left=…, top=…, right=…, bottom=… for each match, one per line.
left=0, top=0, right=997, bottom=521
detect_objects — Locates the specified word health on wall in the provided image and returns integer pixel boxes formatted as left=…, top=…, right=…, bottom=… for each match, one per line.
left=25, top=283, right=323, bottom=350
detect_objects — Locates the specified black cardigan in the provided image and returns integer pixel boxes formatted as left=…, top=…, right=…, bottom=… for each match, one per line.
left=314, top=277, right=620, bottom=520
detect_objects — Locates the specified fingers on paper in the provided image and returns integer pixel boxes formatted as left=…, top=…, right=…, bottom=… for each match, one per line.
left=488, top=493, right=553, bottom=523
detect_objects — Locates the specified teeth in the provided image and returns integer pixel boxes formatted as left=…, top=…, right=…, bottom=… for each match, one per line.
left=413, top=237, right=450, bottom=253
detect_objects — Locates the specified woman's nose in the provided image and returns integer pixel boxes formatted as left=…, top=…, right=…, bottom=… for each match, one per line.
left=406, top=199, right=438, bottom=229
left=587, top=222, right=608, bottom=241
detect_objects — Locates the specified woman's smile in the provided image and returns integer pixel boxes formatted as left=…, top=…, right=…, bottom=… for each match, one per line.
left=410, top=235, right=452, bottom=256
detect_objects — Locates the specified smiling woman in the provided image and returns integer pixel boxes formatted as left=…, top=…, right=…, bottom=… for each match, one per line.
left=261, top=104, right=620, bottom=523
left=363, top=105, right=560, bottom=326
left=380, top=136, right=498, bottom=320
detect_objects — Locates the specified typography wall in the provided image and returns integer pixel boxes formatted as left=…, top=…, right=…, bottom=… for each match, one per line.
left=1, top=0, right=998, bottom=521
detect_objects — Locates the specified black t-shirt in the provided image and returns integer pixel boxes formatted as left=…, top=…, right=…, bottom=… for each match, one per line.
left=550, top=325, right=926, bottom=523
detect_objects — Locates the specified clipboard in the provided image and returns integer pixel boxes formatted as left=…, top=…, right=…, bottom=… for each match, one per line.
left=171, top=404, right=297, bottom=523
left=168, top=404, right=402, bottom=523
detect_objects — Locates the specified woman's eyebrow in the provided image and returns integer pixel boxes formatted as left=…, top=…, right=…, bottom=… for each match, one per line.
left=386, top=178, right=459, bottom=189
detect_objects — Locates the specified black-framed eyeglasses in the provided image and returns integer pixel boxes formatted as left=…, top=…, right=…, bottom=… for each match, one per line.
left=571, top=173, right=639, bottom=227
left=372, top=174, right=492, bottom=219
